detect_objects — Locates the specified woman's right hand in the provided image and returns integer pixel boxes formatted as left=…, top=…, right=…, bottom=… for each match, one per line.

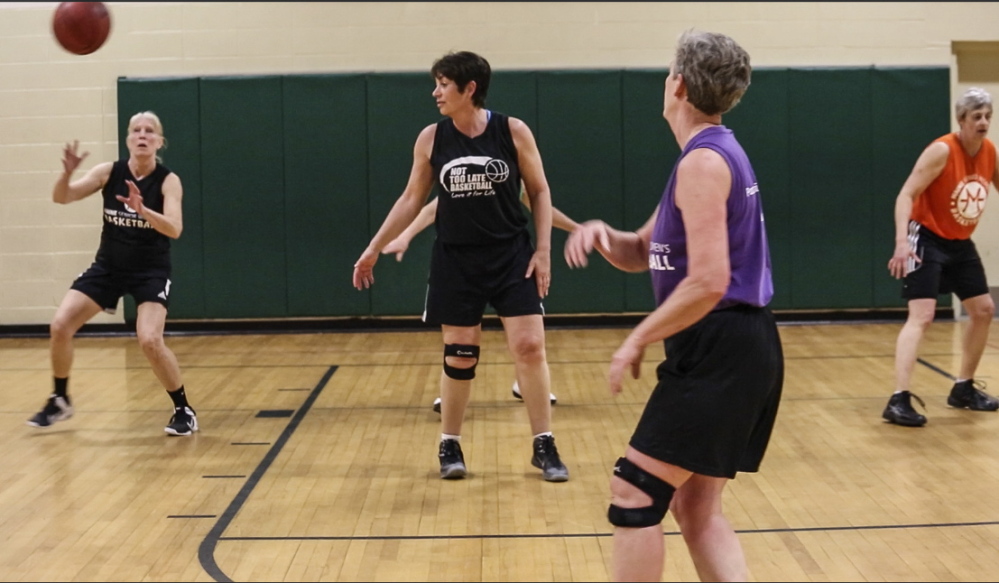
left=62, top=140, right=88, bottom=174
left=887, top=242, right=919, bottom=279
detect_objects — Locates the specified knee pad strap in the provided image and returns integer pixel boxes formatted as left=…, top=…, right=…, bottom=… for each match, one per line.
left=443, top=343, right=479, bottom=380
left=607, top=457, right=675, bottom=528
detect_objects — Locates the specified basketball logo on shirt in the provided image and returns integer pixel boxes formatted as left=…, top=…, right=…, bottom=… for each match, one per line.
left=440, top=156, right=510, bottom=198
left=950, top=177, right=989, bottom=226
left=484, top=159, right=509, bottom=183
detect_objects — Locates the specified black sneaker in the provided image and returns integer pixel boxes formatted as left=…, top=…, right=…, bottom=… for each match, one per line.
left=511, top=381, right=557, bottom=405
left=165, top=406, right=199, bottom=436
left=439, top=439, right=466, bottom=479
left=432, top=397, right=441, bottom=414
left=531, top=435, right=569, bottom=482
left=882, top=391, right=927, bottom=427
left=26, top=394, right=74, bottom=428
left=947, top=380, right=999, bottom=411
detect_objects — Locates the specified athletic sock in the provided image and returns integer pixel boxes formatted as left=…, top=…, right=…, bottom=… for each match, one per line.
left=53, top=377, right=69, bottom=399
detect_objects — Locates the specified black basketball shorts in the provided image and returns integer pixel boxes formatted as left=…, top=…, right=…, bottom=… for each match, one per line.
left=902, top=223, right=988, bottom=301
left=70, top=260, right=172, bottom=314
left=628, top=304, right=784, bottom=479
left=423, top=231, right=544, bottom=327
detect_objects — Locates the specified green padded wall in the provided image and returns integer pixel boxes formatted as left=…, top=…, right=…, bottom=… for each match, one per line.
left=115, top=77, right=203, bottom=319
left=199, top=76, right=287, bottom=318
left=117, top=66, right=951, bottom=322
left=283, top=74, right=370, bottom=317
left=538, top=71, right=626, bottom=313
left=788, top=68, right=875, bottom=309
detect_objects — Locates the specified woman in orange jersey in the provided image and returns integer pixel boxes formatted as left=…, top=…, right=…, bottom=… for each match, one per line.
left=883, top=87, right=999, bottom=427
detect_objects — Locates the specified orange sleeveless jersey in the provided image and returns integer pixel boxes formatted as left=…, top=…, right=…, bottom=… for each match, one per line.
left=911, top=133, right=997, bottom=240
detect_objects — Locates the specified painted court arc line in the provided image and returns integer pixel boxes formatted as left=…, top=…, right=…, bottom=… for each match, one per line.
left=197, top=365, right=338, bottom=583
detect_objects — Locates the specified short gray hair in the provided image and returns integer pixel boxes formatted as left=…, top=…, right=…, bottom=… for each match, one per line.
left=672, top=29, right=751, bottom=116
left=955, top=87, right=993, bottom=121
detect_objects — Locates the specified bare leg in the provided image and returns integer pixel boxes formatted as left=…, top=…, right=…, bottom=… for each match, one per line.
left=672, top=474, right=747, bottom=581
left=894, top=298, right=937, bottom=392
left=958, top=293, right=995, bottom=380
left=501, top=314, right=550, bottom=435
left=611, top=448, right=692, bottom=582
left=134, top=302, right=183, bottom=391
left=50, top=290, right=103, bottom=379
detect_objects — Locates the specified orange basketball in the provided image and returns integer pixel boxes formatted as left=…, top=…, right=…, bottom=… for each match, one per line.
left=52, top=2, right=112, bottom=56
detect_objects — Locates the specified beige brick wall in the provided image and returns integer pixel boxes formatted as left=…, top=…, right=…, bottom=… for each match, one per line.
left=1, top=1, right=997, bottom=325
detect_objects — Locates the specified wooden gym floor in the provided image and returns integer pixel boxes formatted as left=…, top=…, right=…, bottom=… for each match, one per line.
left=2, top=319, right=999, bottom=582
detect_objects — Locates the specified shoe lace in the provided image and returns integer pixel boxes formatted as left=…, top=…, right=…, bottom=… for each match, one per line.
left=439, top=439, right=460, bottom=459
left=907, top=392, right=926, bottom=410
left=42, top=396, right=63, bottom=415
left=534, top=435, right=556, bottom=457
left=971, top=380, right=991, bottom=394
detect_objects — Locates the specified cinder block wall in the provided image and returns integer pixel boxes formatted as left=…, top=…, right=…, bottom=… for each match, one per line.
left=1, top=2, right=996, bottom=325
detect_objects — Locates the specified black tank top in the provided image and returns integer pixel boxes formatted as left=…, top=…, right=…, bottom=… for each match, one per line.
left=429, top=111, right=527, bottom=245
left=95, top=159, right=172, bottom=270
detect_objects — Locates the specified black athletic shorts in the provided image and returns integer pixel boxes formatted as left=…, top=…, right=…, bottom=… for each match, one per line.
left=902, top=223, right=989, bottom=301
left=70, top=260, right=172, bottom=314
left=423, top=230, right=544, bottom=327
left=628, top=304, right=784, bottom=479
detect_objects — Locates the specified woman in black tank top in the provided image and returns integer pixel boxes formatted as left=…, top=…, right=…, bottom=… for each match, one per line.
left=352, top=50, right=571, bottom=483
left=27, top=111, right=199, bottom=438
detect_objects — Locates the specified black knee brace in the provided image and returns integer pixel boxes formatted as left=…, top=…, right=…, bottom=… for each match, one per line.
left=443, top=343, right=479, bottom=380
left=607, top=457, right=676, bottom=528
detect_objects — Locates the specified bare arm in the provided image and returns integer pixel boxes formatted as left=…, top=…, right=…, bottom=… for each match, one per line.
left=607, top=149, right=731, bottom=395
left=510, top=117, right=554, bottom=297
left=353, top=125, right=437, bottom=290
left=564, top=209, right=657, bottom=273
left=887, top=141, right=948, bottom=279
left=520, top=187, right=578, bottom=233
left=52, top=141, right=111, bottom=204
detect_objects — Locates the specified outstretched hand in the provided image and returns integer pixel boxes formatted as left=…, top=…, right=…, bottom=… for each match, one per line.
left=115, top=180, right=145, bottom=217
left=62, top=140, right=88, bottom=175
left=564, top=220, right=611, bottom=268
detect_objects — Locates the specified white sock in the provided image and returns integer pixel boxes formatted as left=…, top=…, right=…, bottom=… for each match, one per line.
left=441, top=434, right=461, bottom=442
left=533, top=431, right=553, bottom=440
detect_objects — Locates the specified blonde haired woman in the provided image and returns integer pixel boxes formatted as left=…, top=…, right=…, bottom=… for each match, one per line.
left=27, top=111, right=198, bottom=437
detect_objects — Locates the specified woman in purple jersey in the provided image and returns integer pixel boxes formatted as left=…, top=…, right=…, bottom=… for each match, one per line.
left=565, top=30, right=784, bottom=581
left=26, top=112, right=198, bottom=437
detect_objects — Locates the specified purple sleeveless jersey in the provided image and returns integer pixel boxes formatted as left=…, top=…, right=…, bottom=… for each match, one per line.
left=650, top=126, right=774, bottom=309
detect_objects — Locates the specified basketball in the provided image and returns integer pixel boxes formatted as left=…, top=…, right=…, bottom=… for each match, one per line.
left=52, top=2, right=111, bottom=56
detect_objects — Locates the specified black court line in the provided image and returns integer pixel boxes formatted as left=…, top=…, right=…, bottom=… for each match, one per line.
left=193, top=358, right=972, bottom=582
left=208, top=518, right=999, bottom=542
left=918, top=357, right=957, bottom=380
left=197, top=364, right=338, bottom=583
